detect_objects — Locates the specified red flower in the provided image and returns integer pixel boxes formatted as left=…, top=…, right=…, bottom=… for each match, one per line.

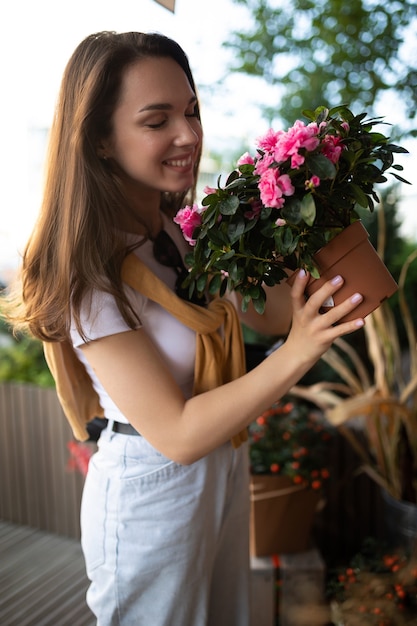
left=66, top=440, right=93, bottom=477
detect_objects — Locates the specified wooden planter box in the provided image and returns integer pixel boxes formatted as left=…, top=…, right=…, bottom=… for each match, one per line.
left=250, top=474, right=321, bottom=557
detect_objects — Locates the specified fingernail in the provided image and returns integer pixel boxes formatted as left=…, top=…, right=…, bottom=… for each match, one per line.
left=331, top=275, right=343, bottom=285
left=355, top=319, right=365, bottom=328
left=298, top=269, right=306, bottom=278
left=351, top=293, right=363, bottom=304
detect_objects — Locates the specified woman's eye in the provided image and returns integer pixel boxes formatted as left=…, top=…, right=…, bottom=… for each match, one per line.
left=185, top=105, right=199, bottom=118
left=147, top=120, right=166, bottom=129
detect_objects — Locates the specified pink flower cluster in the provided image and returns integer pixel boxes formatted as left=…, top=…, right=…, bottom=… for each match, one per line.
left=174, top=120, right=348, bottom=244
left=258, top=120, right=320, bottom=168
left=173, top=203, right=205, bottom=246
left=249, top=119, right=345, bottom=212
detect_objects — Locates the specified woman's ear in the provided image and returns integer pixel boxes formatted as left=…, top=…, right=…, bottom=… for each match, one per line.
left=97, top=139, right=111, bottom=160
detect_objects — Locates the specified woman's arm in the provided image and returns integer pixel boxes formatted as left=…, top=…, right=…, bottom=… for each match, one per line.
left=80, top=271, right=364, bottom=464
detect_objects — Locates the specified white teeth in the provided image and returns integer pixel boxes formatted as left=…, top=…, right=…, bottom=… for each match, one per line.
left=166, top=156, right=192, bottom=167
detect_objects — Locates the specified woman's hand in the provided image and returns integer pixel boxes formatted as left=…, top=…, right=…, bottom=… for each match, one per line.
left=285, top=269, right=364, bottom=366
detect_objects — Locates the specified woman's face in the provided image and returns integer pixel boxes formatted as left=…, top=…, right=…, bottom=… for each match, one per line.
left=104, top=56, right=203, bottom=202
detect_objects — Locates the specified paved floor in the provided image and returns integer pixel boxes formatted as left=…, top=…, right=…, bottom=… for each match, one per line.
left=0, top=520, right=95, bottom=626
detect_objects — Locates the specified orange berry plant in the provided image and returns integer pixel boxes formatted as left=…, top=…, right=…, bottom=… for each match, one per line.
left=248, top=397, right=335, bottom=490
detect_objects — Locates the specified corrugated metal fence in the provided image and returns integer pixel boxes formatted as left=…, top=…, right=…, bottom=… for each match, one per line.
left=0, top=382, right=92, bottom=540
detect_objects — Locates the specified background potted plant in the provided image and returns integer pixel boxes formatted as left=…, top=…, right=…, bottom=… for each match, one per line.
left=175, top=105, right=409, bottom=314
left=291, top=238, right=417, bottom=551
left=326, top=537, right=417, bottom=625
left=248, top=396, right=335, bottom=556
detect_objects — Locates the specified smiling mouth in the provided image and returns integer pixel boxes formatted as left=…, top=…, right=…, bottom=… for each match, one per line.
left=164, top=155, right=193, bottom=168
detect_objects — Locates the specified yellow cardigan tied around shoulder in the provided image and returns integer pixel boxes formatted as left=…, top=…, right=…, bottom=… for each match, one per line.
left=44, top=252, right=248, bottom=448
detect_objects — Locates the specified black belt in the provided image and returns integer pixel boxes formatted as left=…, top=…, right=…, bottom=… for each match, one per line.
left=112, top=421, right=141, bottom=436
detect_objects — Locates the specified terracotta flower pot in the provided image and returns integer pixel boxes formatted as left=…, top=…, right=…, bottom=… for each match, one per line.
left=250, top=474, right=321, bottom=557
left=288, top=220, right=398, bottom=323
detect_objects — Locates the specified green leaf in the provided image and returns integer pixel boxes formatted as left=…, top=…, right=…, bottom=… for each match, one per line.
left=348, top=183, right=369, bottom=208
left=219, top=195, right=240, bottom=215
left=207, top=229, right=230, bottom=247
left=220, top=249, right=236, bottom=261
left=227, top=219, right=246, bottom=242
left=281, top=199, right=302, bottom=224
left=228, top=259, right=239, bottom=281
left=300, top=194, right=316, bottom=226
left=202, top=193, right=219, bottom=207
left=196, top=273, right=209, bottom=292
left=328, top=105, right=354, bottom=121
left=208, top=273, right=222, bottom=294
left=385, top=144, right=409, bottom=154
left=219, top=279, right=228, bottom=297
left=253, top=296, right=266, bottom=315
left=225, top=170, right=239, bottom=185
left=390, top=172, right=412, bottom=185
left=306, top=154, right=337, bottom=179
left=241, top=295, right=250, bottom=313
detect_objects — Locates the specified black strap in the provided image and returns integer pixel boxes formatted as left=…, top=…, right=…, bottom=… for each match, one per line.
left=112, top=421, right=141, bottom=436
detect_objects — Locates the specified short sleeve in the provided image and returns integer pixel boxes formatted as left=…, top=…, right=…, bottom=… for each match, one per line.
left=70, top=288, right=143, bottom=348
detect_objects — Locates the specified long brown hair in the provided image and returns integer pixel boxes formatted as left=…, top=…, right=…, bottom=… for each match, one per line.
left=6, top=31, right=202, bottom=341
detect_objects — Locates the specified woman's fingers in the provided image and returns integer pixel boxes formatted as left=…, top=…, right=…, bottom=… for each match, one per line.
left=290, top=269, right=310, bottom=310
left=322, top=291, right=365, bottom=330
left=291, top=270, right=365, bottom=331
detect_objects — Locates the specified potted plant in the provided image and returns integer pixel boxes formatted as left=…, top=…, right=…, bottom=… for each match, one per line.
left=248, top=397, right=335, bottom=556
left=291, top=239, right=417, bottom=550
left=326, top=537, right=417, bottom=625
left=175, top=105, right=409, bottom=314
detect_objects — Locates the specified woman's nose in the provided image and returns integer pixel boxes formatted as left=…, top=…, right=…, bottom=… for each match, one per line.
left=174, top=119, right=201, bottom=147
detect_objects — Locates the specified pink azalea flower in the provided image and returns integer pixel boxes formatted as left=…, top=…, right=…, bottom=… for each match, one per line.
left=305, top=175, right=321, bottom=190
left=254, top=152, right=275, bottom=176
left=244, top=199, right=263, bottom=219
left=258, top=168, right=295, bottom=209
left=321, top=134, right=343, bottom=163
left=173, top=204, right=204, bottom=246
left=237, top=152, right=255, bottom=166
left=258, top=169, right=282, bottom=208
left=275, top=218, right=286, bottom=227
left=256, top=128, right=281, bottom=152
left=277, top=173, right=295, bottom=196
left=203, top=185, right=217, bottom=195
left=290, top=152, right=306, bottom=168
left=273, top=120, right=320, bottom=165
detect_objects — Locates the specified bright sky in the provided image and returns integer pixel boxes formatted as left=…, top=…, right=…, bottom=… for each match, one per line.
left=0, top=0, right=415, bottom=280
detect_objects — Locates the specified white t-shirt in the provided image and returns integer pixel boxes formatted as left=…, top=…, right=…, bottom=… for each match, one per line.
left=70, top=213, right=196, bottom=423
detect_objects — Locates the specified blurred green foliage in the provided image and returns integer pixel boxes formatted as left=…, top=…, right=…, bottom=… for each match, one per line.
left=0, top=313, right=54, bottom=387
left=228, top=0, right=417, bottom=135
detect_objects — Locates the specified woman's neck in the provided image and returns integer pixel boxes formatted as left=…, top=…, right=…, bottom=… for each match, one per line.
left=118, top=194, right=163, bottom=239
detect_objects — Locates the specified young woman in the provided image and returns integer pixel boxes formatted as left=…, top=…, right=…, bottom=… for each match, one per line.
left=7, top=31, right=364, bottom=625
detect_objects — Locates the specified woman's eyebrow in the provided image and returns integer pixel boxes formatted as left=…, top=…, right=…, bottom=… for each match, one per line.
left=139, top=95, right=197, bottom=113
